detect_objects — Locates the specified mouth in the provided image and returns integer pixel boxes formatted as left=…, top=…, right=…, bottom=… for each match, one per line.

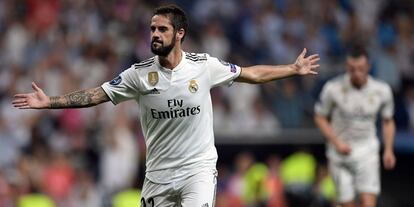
left=152, top=41, right=163, bottom=46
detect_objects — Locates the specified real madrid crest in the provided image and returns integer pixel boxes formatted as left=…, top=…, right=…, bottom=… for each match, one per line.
left=188, top=79, right=198, bottom=93
left=148, top=72, right=159, bottom=86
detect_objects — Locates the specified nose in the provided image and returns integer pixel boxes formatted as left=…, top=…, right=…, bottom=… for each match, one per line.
left=152, top=29, right=161, bottom=39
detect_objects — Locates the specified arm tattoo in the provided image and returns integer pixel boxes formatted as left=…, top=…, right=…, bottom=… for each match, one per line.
left=50, top=87, right=109, bottom=109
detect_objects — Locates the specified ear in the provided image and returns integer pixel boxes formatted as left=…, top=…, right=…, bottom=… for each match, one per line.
left=176, top=28, right=185, bottom=41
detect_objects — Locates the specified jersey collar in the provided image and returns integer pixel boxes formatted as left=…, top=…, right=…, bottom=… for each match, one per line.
left=155, top=51, right=186, bottom=73
left=344, top=74, right=372, bottom=90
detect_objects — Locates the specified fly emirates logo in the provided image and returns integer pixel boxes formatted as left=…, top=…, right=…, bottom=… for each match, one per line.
left=151, top=99, right=201, bottom=119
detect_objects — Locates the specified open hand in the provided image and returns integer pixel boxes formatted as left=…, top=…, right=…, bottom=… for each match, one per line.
left=293, top=48, right=320, bottom=75
left=12, top=82, right=50, bottom=109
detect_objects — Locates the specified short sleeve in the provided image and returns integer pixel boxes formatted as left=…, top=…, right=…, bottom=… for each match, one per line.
left=206, top=54, right=241, bottom=88
left=314, top=83, right=334, bottom=117
left=101, top=66, right=140, bottom=105
left=381, top=85, right=394, bottom=119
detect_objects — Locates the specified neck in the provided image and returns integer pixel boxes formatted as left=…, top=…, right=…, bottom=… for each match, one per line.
left=158, top=47, right=182, bottom=70
left=351, top=79, right=367, bottom=89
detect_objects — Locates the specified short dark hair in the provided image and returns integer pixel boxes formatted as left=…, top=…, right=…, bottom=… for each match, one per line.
left=347, top=45, right=369, bottom=59
left=153, top=4, right=188, bottom=42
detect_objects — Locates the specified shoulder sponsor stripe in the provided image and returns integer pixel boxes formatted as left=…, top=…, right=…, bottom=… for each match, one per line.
left=186, top=58, right=204, bottom=62
left=185, top=53, right=202, bottom=57
left=136, top=57, right=155, bottom=65
left=185, top=54, right=198, bottom=58
left=185, top=56, right=207, bottom=62
left=185, top=53, right=207, bottom=62
left=135, top=61, right=155, bottom=66
left=134, top=57, right=156, bottom=69
left=185, top=56, right=199, bottom=60
left=134, top=63, right=154, bottom=69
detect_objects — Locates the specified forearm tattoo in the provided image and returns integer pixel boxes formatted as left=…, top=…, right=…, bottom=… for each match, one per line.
left=50, top=87, right=109, bottom=108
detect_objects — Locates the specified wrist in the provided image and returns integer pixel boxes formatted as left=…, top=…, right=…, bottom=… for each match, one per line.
left=384, top=148, right=394, bottom=154
left=47, top=96, right=53, bottom=109
left=332, top=138, right=345, bottom=148
left=289, top=64, right=299, bottom=75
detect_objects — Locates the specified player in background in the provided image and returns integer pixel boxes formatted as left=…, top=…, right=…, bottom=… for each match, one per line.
left=12, top=4, right=320, bottom=207
left=314, top=45, right=396, bottom=207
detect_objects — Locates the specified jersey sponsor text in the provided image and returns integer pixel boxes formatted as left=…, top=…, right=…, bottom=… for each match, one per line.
left=151, top=99, right=201, bottom=119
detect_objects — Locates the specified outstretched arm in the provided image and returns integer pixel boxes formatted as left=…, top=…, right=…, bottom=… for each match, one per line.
left=236, top=48, right=320, bottom=84
left=12, top=82, right=110, bottom=109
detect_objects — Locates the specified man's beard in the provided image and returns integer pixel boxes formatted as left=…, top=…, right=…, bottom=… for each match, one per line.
left=151, top=37, right=175, bottom=57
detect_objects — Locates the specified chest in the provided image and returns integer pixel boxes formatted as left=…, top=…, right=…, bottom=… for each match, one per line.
left=333, top=87, right=383, bottom=118
left=138, top=68, right=210, bottom=110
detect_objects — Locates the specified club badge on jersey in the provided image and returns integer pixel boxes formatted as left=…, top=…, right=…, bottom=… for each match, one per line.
left=148, top=72, right=159, bottom=86
left=109, top=76, right=122, bottom=85
left=218, top=58, right=237, bottom=73
left=188, top=79, right=199, bottom=93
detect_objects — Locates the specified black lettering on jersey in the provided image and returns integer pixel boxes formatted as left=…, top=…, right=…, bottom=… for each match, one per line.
left=141, top=197, right=154, bottom=207
left=191, top=106, right=201, bottom=115
left=158, top=111, right=170, bottom=119
left=178, top=109, right=186, bottom=117
left=185, top=52, right=207, bottom=62
left=151, top=106, right=201, bottom=119
left=134, top=57, right=156, bottom=69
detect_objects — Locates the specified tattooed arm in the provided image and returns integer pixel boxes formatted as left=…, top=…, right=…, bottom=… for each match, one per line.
left=12, top=82, right=110, bottom=109
left=49, top=87, right=110, bottom=108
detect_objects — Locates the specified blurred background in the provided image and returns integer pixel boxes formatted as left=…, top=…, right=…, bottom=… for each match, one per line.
left=0, top=0, right=413, bottom=206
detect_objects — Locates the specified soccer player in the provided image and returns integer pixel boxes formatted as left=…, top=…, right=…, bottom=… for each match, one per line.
left=314, top=46, right=396, bottom=207
left=12, top=4, right=320, bottom=207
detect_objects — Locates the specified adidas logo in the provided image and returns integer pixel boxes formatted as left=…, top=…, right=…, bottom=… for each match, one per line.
left=149, top=88, right=160, bottom=94
left=201, top=203, right=209, bottom=207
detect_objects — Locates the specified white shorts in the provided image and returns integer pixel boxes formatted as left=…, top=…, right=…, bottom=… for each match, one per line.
left=141, top=169, right=217, bottom=207
left=329, top=154, right=380, bottom=203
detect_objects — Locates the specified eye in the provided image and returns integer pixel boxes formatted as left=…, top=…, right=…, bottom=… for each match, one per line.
left=150, top=26, right=156, bottom=32
left=158, top=26, right=168, bottom=33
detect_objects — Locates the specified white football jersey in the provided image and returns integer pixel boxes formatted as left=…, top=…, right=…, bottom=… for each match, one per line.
left=315, top=74, right=394, bottom=160
left=101, top=51, right=241, bottom=183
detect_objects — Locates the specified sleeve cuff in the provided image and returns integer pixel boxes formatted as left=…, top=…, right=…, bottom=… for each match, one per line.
left=101, top=84, right=118, bottom=105
left=228, top=65, right=242, bottom=87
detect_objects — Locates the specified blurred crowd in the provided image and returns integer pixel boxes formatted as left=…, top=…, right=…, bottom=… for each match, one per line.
left=214, top=150, right=336, bottom=207
left=0, top=0, right=413, bottom=206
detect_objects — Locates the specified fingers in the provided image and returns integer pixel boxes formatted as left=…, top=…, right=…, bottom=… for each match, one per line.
left=12, top=98, right=27, bottom=105
left=310, top=59, right=320, bottom=65
left=12, top=95, right=32, bottom=109
left=32, top=82, right=40, bottom=92
left=311, top=64, right=320, bottom=69
left=383, top=155, right=396, bottom=170
left=342, top=147, right=351, bottom=154
left=307, top=54, right=319, bottom=60
left=307, top=54, right=320, bottom=63
left=13, top=103, right=29, bottom=108
left=14, top=94, right=28, bottom=99
left=309, top=70, right=318, bottom=75
left=300, top=48, right=307, bottom=58
left=384, top=160, right=395, bottom=170
left=12, top=98, right=27, bottom=107
left=12, top=101, right=30, bottom=109
left=306, top=65, right=320, bottom=75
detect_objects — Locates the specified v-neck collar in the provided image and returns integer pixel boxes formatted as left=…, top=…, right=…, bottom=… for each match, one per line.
left=156, top=51, right=186, bottom=73
left=344, top=74, right=372, bottom=91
